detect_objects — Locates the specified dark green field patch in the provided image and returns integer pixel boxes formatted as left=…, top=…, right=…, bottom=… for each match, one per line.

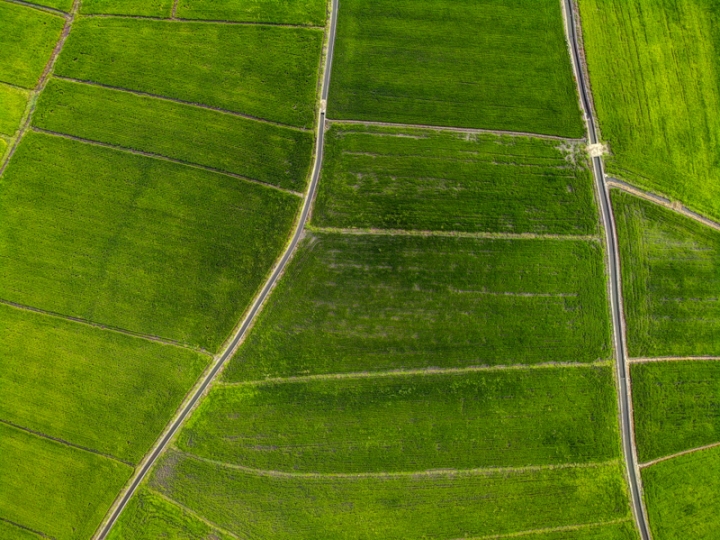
left=0, top=303, right=209, bottom=463
left=315, top=124, right=596, bottom=234
left=613, top=191, right=720, bottom=357
left=224, top=232, right=610, bottom=380
left=631, top=360, right=720, bottom=463
left=181, top=366, right=619, bottom=472
left=148, top=451, right=630, bottom=540
left=55, top=18, right=323, bottom=127
left=328, top=0, right=583, bottom=137
left=0, top=132, right=300, bottom=351
left=81, top=0, right=173, bottom=16
left=176, top=0, right=326, bottom=26
left=0, top=423, right=132, bottom=540
left=642, top=445, right=720, bottom=539
left=0, top=2, right=65, bottom=89
left=35, top=78, right=314, bottom=190
left=0, top=83, right=29, bottom=136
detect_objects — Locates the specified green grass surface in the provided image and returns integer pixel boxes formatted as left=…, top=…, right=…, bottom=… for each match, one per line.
left=642, top=445, right=720, bottom=539
left=80, top=0, right=173, bottom=16
left=35, top=78, right=314, bottom=190
left=107, top=489, right=234, bottom=540
left=225, top=232, right=610, bottom=380
left=23, top=0, right=74, bottom=11
left=176, top=0, right=326, bottom=26
left=328, top=0, right=583, bottom=137
left=315, top=124, right=597, bottom=234
left=0, top=303, right=209, bottom=463
left=579, top=0, right=720, bottom=222
left=0, top=520, right=41, bottom=540
left=181, top=366, right=619, bottom=472
left=510, top=521, right=639, bottom=540
left=0, top=139, right=7, bottom=159
left=632, top=360, right=720, bottom=463
left=613, top=191, right=720, bottom=357
left=0, top=83, right=29, bottom=136
left=0, top=422, right=132, bottom=540
left=0, top=2, right=65, bottom=89
left=149, top=450, right=631, bottom=539
left=0, top=132, right=300, bottom=351
left=56, top=18, right=323, bottom=127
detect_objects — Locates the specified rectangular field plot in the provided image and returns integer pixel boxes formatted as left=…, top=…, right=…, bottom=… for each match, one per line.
left=642, top=445, right=720, bottom=539
left=80, top=0, right=173, bottom=17
left=0, top=2, right=65, bottom=89
left=35, top=78, right=314, bottom=191
left=147, top=451, right=631, bottom=540
left=328, top=0, right=583, bottom=137
left=0, top=132, right=300, bottom=351
left=613, top=191, right=720, bottom=357
left=107, top=489, right=234, bottom=540
left=0, top=83, right=29, bottom=136
left=224, top=232, right=610, bottom=380
left=631, top=360, right=720, bottom=463
left=0, top=423, right=132, bottom=540
left=314, top=124, right=597, bottom=234
left=55, top=18, right=323, bottom=128
left=579, top=0, right=720, bottom=222
left=181, top=366, right=619, bottom=472
left=176, top=0, right=326, bottom=26
left=0, top=303, right=208, bottom=463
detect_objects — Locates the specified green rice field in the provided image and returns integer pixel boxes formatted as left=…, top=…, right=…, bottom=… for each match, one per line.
left=0, top=520, right=41, bottom=540
left=56, top=18, right=323, bottom=127
left=0, top=83, right=28, bottom=136
left=328, top=0, right=583, bottom=136
left=26, top=0, right=74, bottom=12
left=34, top=78, right=314, bottom=190
left=176, top=0, right=327, bottom=26
left=613, top=191, right=720, bottom=357
left=315, top=123, right=597, bottom=234
left=579, top=0, right=720, bottom=221
left=507, top=522, right=639, bottom=540
left=80, top=0, right=173, bottom=17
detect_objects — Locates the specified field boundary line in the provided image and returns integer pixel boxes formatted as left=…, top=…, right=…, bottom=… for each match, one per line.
left=176, top=450, right=619, bottom=479
left=640, top=441, right=720, bottom=469
left=562, top=1, right=651, bottom=538
left=0, top=296, right=212, bottom=355
left=607, top=176, right=720, bottom=233
left=52, top=76, right=312, bottom=133
left=0, top=0, right=68, bottom=18
left=32, top=128, right=303, bottom=198
left=0, top=418, right=134, bottom=467
left=309, top=226, right=600, bottom=242
left=451, top=517, right=634, bottom=540
left=170, top=0, right=178, bottom=18
left=0, top=0, right=79, bottom=177
left=630, top=356, right=720, bottom=364
left=146, top=488, right=241, bottom=539
left=80, top=13, right=325, bottom=30
left=0, top=516, right=55, bottom=540
left=94, top=0, right=340, bottom=534
left=326, top=118, right=586, bottom=142
left=219, top=360, right=613, bottom=387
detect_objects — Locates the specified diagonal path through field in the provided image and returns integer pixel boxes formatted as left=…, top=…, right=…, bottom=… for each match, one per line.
left=639, top=441, right=720, bottom=469
left=562, top=1, right=652, bottom=538
left=629, top=356, right=720, bottom=364
left=0, top=0, right=68, bottom=18
left=451, top=517, right=635, bottom=540
left=0, top=516, right=55, bottom=540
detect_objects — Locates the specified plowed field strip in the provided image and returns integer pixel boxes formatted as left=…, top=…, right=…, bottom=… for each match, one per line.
left=310, top=226, right=600, bottom=241
left=640, top=441, right=720, bottom=469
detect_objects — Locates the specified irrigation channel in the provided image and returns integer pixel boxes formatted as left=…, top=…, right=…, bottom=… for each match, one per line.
left=563, top=1, right=652, bottom=538
left=93, top=0, right=340, bottom=535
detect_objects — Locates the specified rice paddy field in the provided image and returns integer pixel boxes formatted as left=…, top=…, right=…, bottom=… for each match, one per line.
left=578, top=0, right=720, bottom=222
left=0, top=82, right=28, bottom=137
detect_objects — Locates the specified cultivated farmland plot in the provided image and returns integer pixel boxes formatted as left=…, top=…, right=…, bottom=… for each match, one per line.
left=0, top=82, right=29, bottom=137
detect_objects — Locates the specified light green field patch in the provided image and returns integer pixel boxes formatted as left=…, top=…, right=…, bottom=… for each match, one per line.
left=642, top=445, right=720, bottom=539
left=181, top=366, right=620, bottom=472
left=34, top=78, right=314, bottom=190
left=0, top=423, right=132, bottom=540
left=225, top=232, right=610, bottom=381
left=0, top=303, right=209, bottom=463
left=508, top=521, right=639, bottom=540
left=328, top=0, right=583, bottom=137
left=107, top=489, right=235, bottom=540
left=315, top=124, right=597, bottom=234
left=0, top=132, right=300, bottom=351
left=176, top=0, right=326, bottom=26
left=149, top=451, right=631, bottom=539
left=0, top=2, right=65, bottom=89
left=0, top=83, right=29, bottom=136
left=23, top=0, right=74, bottom=12
left=579, top=0, right=720, bottom=221
left=56, top=18, right=323, bottom=127
left=613, top=191, right=720, bottom=357
left=81, top=0, right=173, bottom=16
left=0, top=520, right=42, bottom=540
left=0, top=138, right=7, bottom=159
left=631, top=360, right=720, bottom=463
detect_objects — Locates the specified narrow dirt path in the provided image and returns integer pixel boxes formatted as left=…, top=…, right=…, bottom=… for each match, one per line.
left=640, top=441, right=720, bottom=469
